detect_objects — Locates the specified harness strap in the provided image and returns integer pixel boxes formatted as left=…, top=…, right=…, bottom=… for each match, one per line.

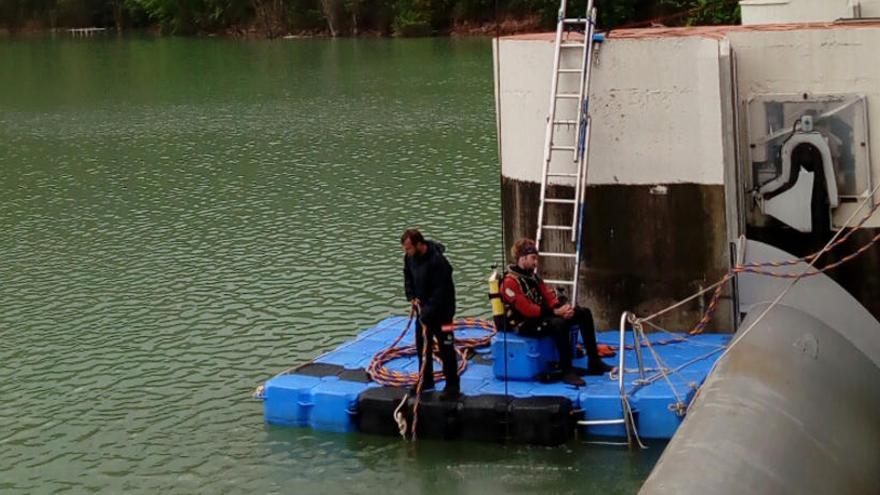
left=502, top=268, right=546, bottom=330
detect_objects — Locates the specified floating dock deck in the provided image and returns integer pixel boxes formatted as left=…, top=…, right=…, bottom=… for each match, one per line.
left=259, top=316, right=729, bottom=445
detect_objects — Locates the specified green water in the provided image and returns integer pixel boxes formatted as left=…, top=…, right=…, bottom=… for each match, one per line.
left=0, top=35, right=660, bottom=494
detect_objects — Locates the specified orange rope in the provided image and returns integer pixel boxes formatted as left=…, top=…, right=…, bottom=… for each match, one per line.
left=366, top=317, right=496, bottom=387
left=684, top=202, right=880, bottom=335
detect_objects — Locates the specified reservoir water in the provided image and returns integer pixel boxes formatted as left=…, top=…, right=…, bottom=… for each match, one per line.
left=0, top=36, right=659, bottom=494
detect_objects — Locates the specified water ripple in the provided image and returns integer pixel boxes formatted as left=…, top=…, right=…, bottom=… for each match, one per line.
left=0, top=36, right=654, bottom=494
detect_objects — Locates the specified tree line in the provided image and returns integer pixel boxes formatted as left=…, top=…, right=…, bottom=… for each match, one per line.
left=0, top=0, right=739, bottom=38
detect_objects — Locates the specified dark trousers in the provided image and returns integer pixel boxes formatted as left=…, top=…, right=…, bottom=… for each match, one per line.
left=517, top=306, right=601, bottom=371
left=415, top=322, right=459, bottom=391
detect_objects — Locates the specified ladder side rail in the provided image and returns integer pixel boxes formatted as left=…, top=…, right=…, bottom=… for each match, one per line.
left=570, top=0, right=595, bottom=245
left=577, top=5, right=599, bottom=195
left=572, top=0, right=595, bottom=163
left=536, top=0, right=569, bottom=252
left=570, top=7, right=599, bottom=301
left=571, top=114, right=592, bottom=302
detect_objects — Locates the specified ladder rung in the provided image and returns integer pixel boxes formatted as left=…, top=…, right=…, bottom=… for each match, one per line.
left=547, top=172, right=577, bottom=177
left=550, top=145, right=576, bottom=151
left=540, top=252, right=577, bottom=258
left=556, top=93, right=580, bottom=99
left=563, top=18, right=589, bottom=24
left=558, top=68, right=583, bottom=73
left=544, top=198, right=576, bottom=204
left=552, top=120, right=578, bottom=125
left=542, top=225, right=574, bottom=230
left=578, top=419, right=626, bottom=426
left=544, top=279, right=576, bottom=286
left=560, top=43, right=585, bottom=48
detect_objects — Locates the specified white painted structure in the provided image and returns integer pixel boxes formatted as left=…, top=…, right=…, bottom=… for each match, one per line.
left=728, top=26, right=880, bottom=226
left=740, top=0, right=880, bottom=25
left=494, top=35, right=728, bottom=186
left=494, top=23, right=880, bottom=228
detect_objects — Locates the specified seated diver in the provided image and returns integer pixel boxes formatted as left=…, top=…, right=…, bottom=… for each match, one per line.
left=501, top=238, right=614, bottom=386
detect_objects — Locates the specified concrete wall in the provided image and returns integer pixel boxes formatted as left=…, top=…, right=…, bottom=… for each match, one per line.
left=739, top=0, right=880, bottom=24
left=494, top=24, right=880, bottom=330
left=495, top=36, right=728, bottom=186
left=728, top=26, right=880, bottom=318
left=494, top=35, right=734, bottom=331
left=728, top=27, right=880, bottom=227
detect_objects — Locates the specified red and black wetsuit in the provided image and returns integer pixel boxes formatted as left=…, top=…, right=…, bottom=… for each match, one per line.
left=501, top=264, right=604, bottom=371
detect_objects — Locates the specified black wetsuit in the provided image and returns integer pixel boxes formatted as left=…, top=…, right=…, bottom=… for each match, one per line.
left=403, top=240, right=458, bottom=392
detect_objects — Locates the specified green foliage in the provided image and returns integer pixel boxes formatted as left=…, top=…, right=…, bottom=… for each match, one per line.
left=392, top=12, right=431, bottom=36
left=131, top=0, right=250, bottom=34
left=451, top=0, right=493, bottom=23
left=0, top=0, right=742, bottom=35
left=392, top=0, right=460, bottom=36
left=657, top=0, right=740, bottom=26
left=287, top=0, right=325, bottom=32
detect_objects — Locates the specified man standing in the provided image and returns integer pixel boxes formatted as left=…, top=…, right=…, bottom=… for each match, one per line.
left=501, top=238, right=613, bottom=386
left=401, top=228, right=460, bottom=400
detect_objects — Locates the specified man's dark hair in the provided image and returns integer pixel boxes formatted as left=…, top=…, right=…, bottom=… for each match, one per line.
left=400, top=228, right=425, bottom=245
left=511, top=238, right=537, bottom=261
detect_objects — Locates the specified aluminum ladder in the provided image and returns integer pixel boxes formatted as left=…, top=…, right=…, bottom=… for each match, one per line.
left=535, top=0, right=600, bottom=303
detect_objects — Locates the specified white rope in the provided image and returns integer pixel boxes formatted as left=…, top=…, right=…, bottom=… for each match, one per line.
left=688, top=179, right=880, bottom=413
left=640, top=319, right=727, bottom=349
left=632, top=319, right=686, bottom=412
left=636, top=347, right=725, bottom=387
left=393, top=392, right=410, bottom=439
left=609, top=367, right=665, bottom=380
left=622, top=394, right=647, bottom=449
left=636, top=175, right=880, bottom=331
left=722, top=180, right=880, bottom=357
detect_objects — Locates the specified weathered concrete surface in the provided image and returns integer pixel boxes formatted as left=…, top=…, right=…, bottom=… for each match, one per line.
left=494, top=23, right=880, bottom=330
left=725, top=26, right=880, bottom=321
left=494, top=36, right=728, bottom=186
left=495, top=34, right=734, bottom=331
left=728, top=26, right=880, bottom=228
left=502, top=178, right=730, bottom=331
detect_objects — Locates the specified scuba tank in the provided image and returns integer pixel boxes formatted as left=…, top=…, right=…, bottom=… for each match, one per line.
left=488, top=268, right=506, bottom=333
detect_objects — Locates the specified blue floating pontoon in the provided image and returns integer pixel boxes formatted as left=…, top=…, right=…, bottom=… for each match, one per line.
left=258, top=316, right=728, bottom=445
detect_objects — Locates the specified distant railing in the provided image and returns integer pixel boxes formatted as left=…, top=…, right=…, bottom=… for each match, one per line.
left=67, top=28, right=107, bottom=37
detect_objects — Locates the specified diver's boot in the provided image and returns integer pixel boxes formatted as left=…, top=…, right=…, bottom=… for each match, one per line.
left=562, top=371, right=586, bottom=386
left=586, top=359, right=614, bottom=376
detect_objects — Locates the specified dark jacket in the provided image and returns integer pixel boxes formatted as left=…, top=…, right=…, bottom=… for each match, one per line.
left=404, top=240, right=456, bottom=326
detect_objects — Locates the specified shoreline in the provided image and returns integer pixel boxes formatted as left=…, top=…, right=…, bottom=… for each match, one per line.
left=0, top=16, right=544, bottom=39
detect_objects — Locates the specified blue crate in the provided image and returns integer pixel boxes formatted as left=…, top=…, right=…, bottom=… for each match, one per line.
left=263, top=373, right=324, bottom=427
left=308, top=377, right=371, bottom=433
left=490, top=333, right=556, bottom=380
left=630, top=378, right=698, bottom=439
left=314, top=350, right=372, bottom=369
left=578, top=389, right=630, bottom=438
left=491, top=331, right=579, bottom=381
